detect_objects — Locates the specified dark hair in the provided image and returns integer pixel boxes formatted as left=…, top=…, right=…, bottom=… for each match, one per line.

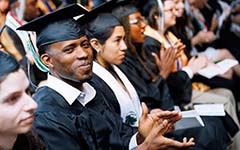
left=0, top=52, right=45, bottom=150
left=0, top=51, right=20, bottom=83
left=147, top=5, right=160, bottom=30
left=13, top=130, right=45, bottom=150
left=86, top=26, right=114, bottom=58
left=143, top=0, right=167, bottom=31
left=86, top=27, right=114, bottom=45
left=38, top=44, right=50, bottom=56
left=86, top=13, right=120, bottom=45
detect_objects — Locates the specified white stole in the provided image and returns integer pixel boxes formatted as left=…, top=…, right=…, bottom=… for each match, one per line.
left=93, top=62, right=142, bottom=127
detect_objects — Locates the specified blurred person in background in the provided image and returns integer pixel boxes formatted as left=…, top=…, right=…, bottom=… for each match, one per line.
left=0, top=0, right=9, bottom=27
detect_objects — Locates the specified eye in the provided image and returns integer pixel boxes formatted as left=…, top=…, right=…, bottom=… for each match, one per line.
left=81, top=40, right=91, bottom=49
left=63, top=47, right=74, bottom=54
left=5, top=94, right=20, bottom=104
left=115, top=38, right=121, bottom=43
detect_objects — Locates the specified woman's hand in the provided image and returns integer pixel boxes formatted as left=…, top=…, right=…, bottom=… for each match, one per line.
left=152, top=45, right=175, bottom=79
left=187, top=55, right=208, bottom=74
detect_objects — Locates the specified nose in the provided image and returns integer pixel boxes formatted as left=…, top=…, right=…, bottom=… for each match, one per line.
left=76, top=46, right=90, bottom=59
left=23, top=93, right=38, bottom=112
left=140, top=19, right=147, bottom=29
left=120, top=40, right=127, bottom=51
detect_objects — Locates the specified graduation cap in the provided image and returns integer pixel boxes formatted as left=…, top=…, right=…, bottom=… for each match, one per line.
left=77, top=0, right=122, bottom=32
left=17, top=4, right=88, bottom=49
left=78, top=0, right=138, bottom=31
left=0, top=51, right=20, bottom=77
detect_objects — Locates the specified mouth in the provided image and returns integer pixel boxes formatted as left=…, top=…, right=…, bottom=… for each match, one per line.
left=78, top=62, right=92, bottom=70
left=120, top=54, right=125, bottom=60
left=141, top=30, right=146, bottom=38
left=21, top=115, right=34, bottom=124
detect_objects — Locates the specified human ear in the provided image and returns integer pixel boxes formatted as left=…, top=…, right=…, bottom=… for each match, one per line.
left=90, top=38, right=102, bottom=53
left=41, top=54, right=53, bottom=68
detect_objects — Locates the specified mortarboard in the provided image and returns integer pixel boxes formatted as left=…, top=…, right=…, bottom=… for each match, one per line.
left=77, top=0, right=133, bottom=37
left=17, top=4, right=88, bottom=49
left=0, top=51, right=20, bottom=77
left=77, top=0, right=121, bottom=30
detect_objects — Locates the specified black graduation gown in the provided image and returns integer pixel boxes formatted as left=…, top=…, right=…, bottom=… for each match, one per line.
left=118, top=48, right=174, bottom=111
left=85, top=86, right=136, bottom=149
left=88, top=74, right=121, bottom=114
left=170, top=116, right=231, bottom=150
left=218, top=19, right=240, bottom=62
left=33, top=86, right=135, bottom=150
left=89, top=72, right=231, bottom=150
left=143, top=36, right=192, bottom=106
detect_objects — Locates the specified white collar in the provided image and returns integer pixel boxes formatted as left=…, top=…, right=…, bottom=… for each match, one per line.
left=46, top=74, right=96, bottom=106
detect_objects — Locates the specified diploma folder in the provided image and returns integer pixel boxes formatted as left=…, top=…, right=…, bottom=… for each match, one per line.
left=198, top=59, right=238, bottom=79
left=174, top=110, right=204, bottom=131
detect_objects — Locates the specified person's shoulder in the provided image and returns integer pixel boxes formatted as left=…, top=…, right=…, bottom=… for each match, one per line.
left=144, top=35, right=161, bottom=47
left=88, top=73, right=103, bottom=86
left=88, top=73, right=112, bottom=91
left=33, top=86, right=62, bottom=101
left=33, top=86, right=70, bottom=114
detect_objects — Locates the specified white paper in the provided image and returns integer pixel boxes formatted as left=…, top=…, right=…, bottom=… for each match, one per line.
left=198, top=59, right=238, bottom=79
left=175, top=110, right=204, bottom=131
left=217, top=59, right=238, bottom=74
left=198, top=65, right=222, bottom=79
left=194, top=104, right=225, bottom=116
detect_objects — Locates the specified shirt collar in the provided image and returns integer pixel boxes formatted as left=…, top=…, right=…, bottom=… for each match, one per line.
left=46, top=74, right=96, bottom=106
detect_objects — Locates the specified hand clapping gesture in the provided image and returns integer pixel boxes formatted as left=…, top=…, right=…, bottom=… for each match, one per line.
left=137, top=103, right=195, bottom=150
left=152, top=45, right=176, bottom=79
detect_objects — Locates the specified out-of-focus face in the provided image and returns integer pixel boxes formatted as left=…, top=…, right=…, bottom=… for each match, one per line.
left=87, top=0, right=94, bottom=10
left=0, top=69, right=37, bottom=134
left=174, top=0, right=185, bottom=17
left=164, top=0, right=177, bottom=29
left=188, top=0, right=205, bottom=9
left=99, top=26, right=127, bottom=66
left=188, top=0, right=195, bottom=11
left=129, top=12, right=146, bottom=43
left=231, top=3, right=240, bottom=24
left=24, top=0, right=41, bottom=21
left=0, top=0, right=9, bottom=14
left=44, top=36, right=93, bottom=83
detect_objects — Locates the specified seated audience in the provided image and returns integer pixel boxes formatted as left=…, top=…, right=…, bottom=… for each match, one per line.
left=18, top=3, right=194, bottom=150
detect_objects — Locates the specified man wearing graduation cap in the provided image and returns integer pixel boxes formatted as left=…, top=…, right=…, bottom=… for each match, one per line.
left=18, top=2, right=195, bottom=150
